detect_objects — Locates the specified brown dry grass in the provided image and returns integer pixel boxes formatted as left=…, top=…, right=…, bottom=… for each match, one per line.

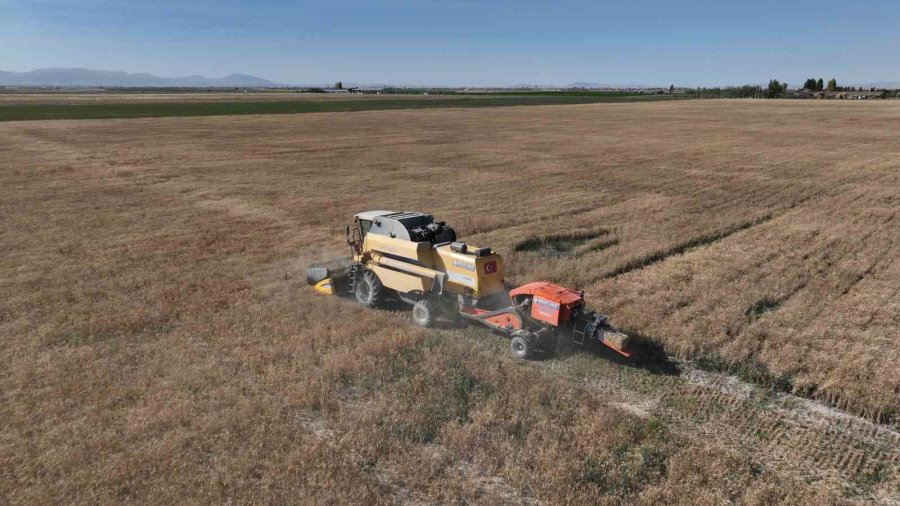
left=1, top=100, right=898, bottom=503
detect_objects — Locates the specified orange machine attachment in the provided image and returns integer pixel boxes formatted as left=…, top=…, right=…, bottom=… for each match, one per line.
left=509, top=282, right=584, bottom=326
left=460, top=306, right=524, bottom=331
left=509, top=281, right=632, bottom=357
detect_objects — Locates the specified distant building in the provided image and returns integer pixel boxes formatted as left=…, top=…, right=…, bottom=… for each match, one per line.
left=348, top=87, right=384, bottom=94
left=321, top=87, right=383, bottom=94
left=827, top=91, right=883, bottom=100
left=790, top=89, right=883, bottom=100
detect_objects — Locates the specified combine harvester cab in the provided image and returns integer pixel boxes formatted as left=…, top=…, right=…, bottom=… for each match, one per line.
left=306, top=210, right=631, bottom=360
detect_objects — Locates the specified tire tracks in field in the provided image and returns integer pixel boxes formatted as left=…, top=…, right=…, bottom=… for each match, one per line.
left=540, top=354, right=900, bottom=503
left=580, top=179, right=900, bottom=427
left=300, top=278, right=900, bottom=502
left=292, top=262, right=899, bottom=502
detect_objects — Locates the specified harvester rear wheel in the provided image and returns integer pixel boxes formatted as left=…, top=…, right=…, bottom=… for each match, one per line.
left=412, top=299, right=435, bottom=327
left=510, top=334, right=533, bottom=360
left=355, top=269, right=385, bottom=308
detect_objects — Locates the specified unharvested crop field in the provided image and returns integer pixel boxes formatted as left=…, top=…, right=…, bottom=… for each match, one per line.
left=1, top=100, right=899, bottom=503
left=0, top=91, right=488, bottom=105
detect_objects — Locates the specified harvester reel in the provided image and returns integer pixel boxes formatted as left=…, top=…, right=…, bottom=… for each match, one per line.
left=355, top=269, right=385, bottom=308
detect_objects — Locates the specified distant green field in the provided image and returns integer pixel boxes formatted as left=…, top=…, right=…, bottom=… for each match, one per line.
left=0, top=94, right=672, bottom=122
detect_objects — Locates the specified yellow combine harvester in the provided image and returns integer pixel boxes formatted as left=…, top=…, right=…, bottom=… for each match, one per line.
left=307, top=210, right=631, bottom=359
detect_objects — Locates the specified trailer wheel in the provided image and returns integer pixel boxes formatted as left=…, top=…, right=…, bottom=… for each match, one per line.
left=510, top=335, right=533, bottom=360
left=412, top=299, right=435, bottom=327
left=355, top=269, right=385, bottom=308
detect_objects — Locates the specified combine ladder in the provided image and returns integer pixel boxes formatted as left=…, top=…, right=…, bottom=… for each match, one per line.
left=571, top=325, right=586, bottom=345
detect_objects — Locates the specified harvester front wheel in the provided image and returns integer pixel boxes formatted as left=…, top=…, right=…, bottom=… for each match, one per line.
left=510, top=334, right=533, bottom=360
left=355, top=269, right=385, bottom=308
left=412, top=299, right=435, bottom=327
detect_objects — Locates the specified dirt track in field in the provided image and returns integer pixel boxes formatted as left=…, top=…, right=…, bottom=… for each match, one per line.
left=546, top=350, right=899, bottom=501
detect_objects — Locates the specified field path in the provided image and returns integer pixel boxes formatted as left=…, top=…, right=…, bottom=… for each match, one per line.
left=529, top=344, right=900, bottom=503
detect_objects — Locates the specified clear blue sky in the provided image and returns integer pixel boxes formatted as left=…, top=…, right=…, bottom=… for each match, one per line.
left=2, top=0, right=899, bottom=87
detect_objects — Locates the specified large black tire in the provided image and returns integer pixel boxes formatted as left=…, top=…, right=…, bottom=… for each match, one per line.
left=510, top=334, right=533, bottom=360
left=355, top=269, right=385, bottom=308
left=412, top=299, right=435, bottom=327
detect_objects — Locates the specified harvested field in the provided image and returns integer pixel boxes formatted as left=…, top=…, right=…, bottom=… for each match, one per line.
left=1, top=99, right=899, bottom=503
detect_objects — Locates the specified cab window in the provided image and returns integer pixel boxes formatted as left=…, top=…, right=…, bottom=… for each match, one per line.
left=358, top=219, right=372, bottom=239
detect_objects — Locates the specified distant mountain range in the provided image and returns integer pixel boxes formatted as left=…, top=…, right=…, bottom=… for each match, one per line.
left=0, top=68, right=283, bottom=87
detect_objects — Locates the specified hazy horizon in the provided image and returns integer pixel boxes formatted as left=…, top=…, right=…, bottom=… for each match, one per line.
left=4, top=67, right=900, bottom=89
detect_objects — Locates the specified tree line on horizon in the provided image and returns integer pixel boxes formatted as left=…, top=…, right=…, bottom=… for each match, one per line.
left=678, top=77, right=896, bottom=99
left=800, top=77, right=840, bottom=92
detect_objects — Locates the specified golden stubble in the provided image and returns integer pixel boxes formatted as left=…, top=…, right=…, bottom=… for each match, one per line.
left=1, top=99, right=897, bottom=504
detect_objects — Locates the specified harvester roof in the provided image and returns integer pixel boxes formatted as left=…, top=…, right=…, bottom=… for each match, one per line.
left=354, top=210, right=396, bottom=221
left=355, top=210, right=450, bottom=242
